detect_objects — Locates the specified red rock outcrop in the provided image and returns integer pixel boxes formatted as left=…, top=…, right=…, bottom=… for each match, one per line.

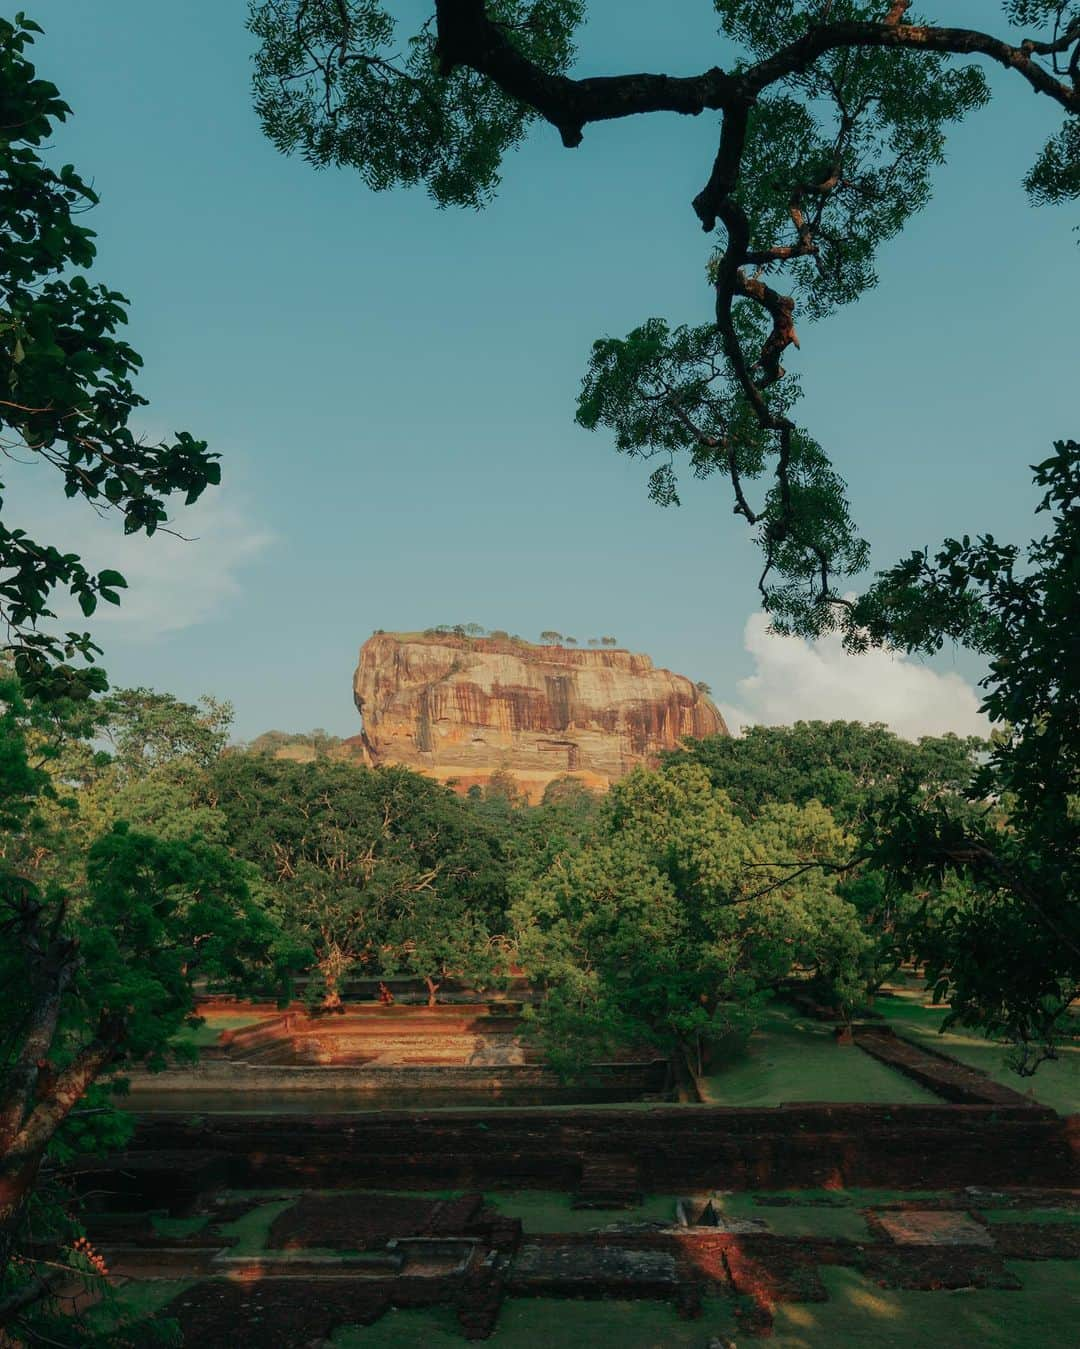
left=351, top=632, right=727, bottom=801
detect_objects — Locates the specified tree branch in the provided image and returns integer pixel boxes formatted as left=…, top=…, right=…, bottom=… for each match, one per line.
left=0, top=1269, right=61, bottom=1332
left=426, top=1, right=1080, bottom=607
left=7, top=1020, right=123, bottom=1164
left=0, top=922, right=79, bottom=1154
left=431, top=2, right=1080, bottom=146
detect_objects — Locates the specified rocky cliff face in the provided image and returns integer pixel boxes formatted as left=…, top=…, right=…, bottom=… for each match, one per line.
left=352, top=632, right=727, bottom=800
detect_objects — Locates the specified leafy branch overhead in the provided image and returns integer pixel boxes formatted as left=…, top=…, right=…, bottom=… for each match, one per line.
left=251, top=0, right=1080, bottom=630
left=0, top=16, right=218, bottom=698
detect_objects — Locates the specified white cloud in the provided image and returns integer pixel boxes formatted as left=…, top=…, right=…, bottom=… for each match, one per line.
left=13, top=473, right=272, bottom=638
left=718, top=613, right=988, bottom=741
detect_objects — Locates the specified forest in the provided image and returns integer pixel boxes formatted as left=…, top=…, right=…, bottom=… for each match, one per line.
left=0, top=670, right=1060, bottom=1237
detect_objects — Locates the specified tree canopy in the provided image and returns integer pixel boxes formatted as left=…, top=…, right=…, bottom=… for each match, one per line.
left=512, top=761, right=871, bottom=1070
left=249, top=0, right=1079, bottom=631
left=0, top=14, right=218, bottom=699
left=854, top=444, right=1080, bottom=1069
left=665, top=719, right=984, bottom=827
left=0, top=677, right=286, bottom=1340
left=207, top=754, right=513, bottom=1002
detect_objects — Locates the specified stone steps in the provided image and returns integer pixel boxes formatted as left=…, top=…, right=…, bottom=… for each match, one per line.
left=573, top=1154, right=643, bottom=1209
left=223, top=1026, right=528, bottom=1067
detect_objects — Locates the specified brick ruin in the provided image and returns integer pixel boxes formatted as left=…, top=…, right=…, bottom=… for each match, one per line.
left=88, top=1182, right=1080, bottom=1346
left=121, top=1001, right=670, bottom=1107
left=73, top=1002, right=1079, bottom=1343
left=106, top=1097, right=1078, bottom=1197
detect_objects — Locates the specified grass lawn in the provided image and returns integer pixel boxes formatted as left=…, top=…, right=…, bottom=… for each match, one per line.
left=331, top=1297, right=740, bottom=1348
left=216, top=1198, right=297, bottom=1253
left=982, top=1209, right=1080, bottom=1226
left=84, top=1279, right=195, bottom=1335
left=218, top=1189, right=681, bottom=1241
left=700, top=1003, right=937, bottom=1106
left=331, top=1262, right=1080, bottom=1348
left=772, top=1261, right=1080, bottom=1348
left=149, top=1213, right=210, bottom=1238
left=874, top=986, right=1080, bottom=1116
left=714, top=1191, right=871, bottom=1240
left=205, top=1188, right=1080, bottom=1255
left=173, top=1012, right=271, bottom=1049
left=487, top=1190, right=679, bottom=1233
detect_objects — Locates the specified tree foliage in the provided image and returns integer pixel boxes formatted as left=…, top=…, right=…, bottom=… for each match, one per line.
left=207, top=754, right=512, bottom=1001
left=0, top=16, right=218, bottom=699
left=666, top=719, right=984, bottom=828
left=250, top=0, right=584, bottom=207
left=249, top=0, right=1080, bottom=629
left=96, top=688, right=233, bottom=784
left=512, top=762, right=871, bottom=1069
left=850, top=441, right=1080, bottom=1068
left=0, top=678, right=285, bottom=1337
left=245, top=726, right=346, bottom=761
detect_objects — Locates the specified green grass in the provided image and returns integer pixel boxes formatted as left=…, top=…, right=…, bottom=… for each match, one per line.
left=149, top=1213, right=210, bottom=1238
left=381, top=1187, right=466, bottom=1200
left=84, top=1279, right=194, bottom=1334
left=173, top=1012, right=270, bottom=1049
left=771, top=1262, right=1080, bottom=1348
left=486, top=1190, right=679, bottom=1233
left=874, top=989, right=1080, bottom=1116
left=218, top=1188, right=679, bottom=1238
left=700, top=1004, right=937, bottom=1106
left=332, top=1264, right=1080, bottom=1348
left=205, top=1186, right=1080, bottom=1251
left=215, top=1198, right=296, bottom=1253
left=982, top=1209, right=1080, bottom=1226
left=213, top=1187, right=302, bottom=1201
left=714, top=1191, right=870, bottom=1240
left=331, top=1296, right=739, bottom=1348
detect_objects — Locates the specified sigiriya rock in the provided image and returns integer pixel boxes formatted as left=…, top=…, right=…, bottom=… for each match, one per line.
left=351, top=631, right=727, bottom=801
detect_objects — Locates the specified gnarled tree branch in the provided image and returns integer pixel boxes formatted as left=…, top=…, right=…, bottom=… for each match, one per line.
left=432, top=1, right=1080, bottom=140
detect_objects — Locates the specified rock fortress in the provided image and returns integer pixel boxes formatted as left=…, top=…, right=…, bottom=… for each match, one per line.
left=349, top=629, right=728, bottom=802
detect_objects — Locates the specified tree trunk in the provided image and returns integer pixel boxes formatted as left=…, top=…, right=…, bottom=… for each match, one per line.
left=425, top=976, right=440, bottom=1008
left=318, top=945, right=350, bottom=1011
left=1, top=1031, right=121, bottom=1258
left=319, top=961, right=343, bottom=1010
left=0, top=938, right=77, bottom=1157
left=670, top=1038, right=700, bottom=1103
left=0, top=1145, right=44, bottom=1268
left=0, top=1264, right=58, bottom=1332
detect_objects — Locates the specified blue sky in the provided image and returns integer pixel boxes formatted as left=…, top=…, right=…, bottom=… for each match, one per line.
left=23, top=2, right=1078, bottom=740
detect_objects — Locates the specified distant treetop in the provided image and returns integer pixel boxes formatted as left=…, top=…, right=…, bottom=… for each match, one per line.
left=398, top=627, right=626, bottom=652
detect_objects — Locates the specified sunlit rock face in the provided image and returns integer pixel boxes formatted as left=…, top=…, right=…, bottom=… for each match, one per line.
left=351, top=632, right=727, bottom=801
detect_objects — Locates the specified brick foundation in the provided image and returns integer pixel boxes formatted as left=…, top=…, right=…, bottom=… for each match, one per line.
left=121, top=1101, right=1078, bottom=1194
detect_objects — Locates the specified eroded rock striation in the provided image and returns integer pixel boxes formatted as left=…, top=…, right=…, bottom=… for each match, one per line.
left=351, top=632, right=727, bottom=800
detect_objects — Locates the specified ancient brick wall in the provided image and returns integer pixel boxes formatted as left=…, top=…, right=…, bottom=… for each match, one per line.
left=126, top=1103, right=1078, bottom=1193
